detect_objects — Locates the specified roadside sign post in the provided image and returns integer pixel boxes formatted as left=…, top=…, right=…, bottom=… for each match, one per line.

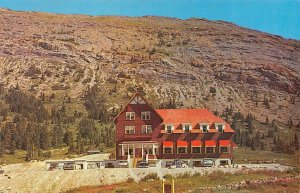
left=162, top=179, right=174, bottom=193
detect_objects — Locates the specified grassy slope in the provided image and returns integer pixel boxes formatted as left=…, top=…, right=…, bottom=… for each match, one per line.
left=66, top=170, right=299, bottom=193
left=233, top=148, right=300, bottom=168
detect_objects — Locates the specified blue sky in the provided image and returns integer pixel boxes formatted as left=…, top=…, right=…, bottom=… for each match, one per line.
left=0, top=0, right=299, bottom=40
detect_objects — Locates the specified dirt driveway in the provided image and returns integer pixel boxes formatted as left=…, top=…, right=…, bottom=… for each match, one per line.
left=0, top=158, right=291, bottom=193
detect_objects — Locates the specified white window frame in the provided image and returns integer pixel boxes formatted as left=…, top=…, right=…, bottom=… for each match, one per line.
left=177, top=147, right=187, bottom=154
left=191, top=146, right=201, bottom=154
left=142, top=125, right=152, bottom=134
left=182, top=124, right=192, bottom=133
left=219, top=146, right=229, bottom=153
left=163, top=147, right=173, bottom=154
left=141, top=111, right=151, bottom=120
left=165, top=124, right=174, bottom=134
left=200, top=124, right=209, bottom=133
left=205, top=147, right=215, bottom=153
left=216, top=124, right=225, bottom=132
left=125, top=126, right=135, bottom=134
left=126, top=112, right=135, bottom=120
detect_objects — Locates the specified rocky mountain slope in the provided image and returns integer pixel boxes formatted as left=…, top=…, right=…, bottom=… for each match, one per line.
left=0, top=8, right=299, bottom=124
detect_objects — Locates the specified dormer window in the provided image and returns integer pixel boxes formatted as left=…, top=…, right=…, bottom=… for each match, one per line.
left=200, top=124, right=209, bottom=133
left=216, top=124, right=225, bottom=132
left=141, top=111, right=150, bottom=120
left=182, top=124, right=192, bottom=133
left=126, top=112, right=135, bottom=120
left=165, top=124, right=174, bottom=134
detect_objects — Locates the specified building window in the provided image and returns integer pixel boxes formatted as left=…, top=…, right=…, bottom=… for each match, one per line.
left=183, top=124, right=191, bottom=133
left=206, top=147, right=215, bottom=153
left=125, top=126, right=135, bottom=134
left=166, top=125, right=173, bottom=134
left=126, top=112, right=135, bottom=120
left=142, top=125, right=152, bottom=134
left=201, top=125, right=209, bottom=132
left=192, top=147, right=201, bottom=154
left=124, top=145, right=134, bottom=155
left=217, top=125, right=224, bottom=132
left=220, top=147, right=229, bottom=153
left=163, top=147, right=173, bottom=154
left=177, top=147, right=187, bottom=154
left=141, top=111, right=150, bottom=120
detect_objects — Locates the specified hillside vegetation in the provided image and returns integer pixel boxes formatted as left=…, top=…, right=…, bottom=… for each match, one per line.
left=0, top=9, right=299, bottom=162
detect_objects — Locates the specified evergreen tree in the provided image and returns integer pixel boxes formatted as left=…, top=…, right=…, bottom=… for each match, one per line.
left=288, top=117, right=293, bottom=128
left=39, top=125, right=50, bottom=150
left=63, top=131, right=74, bottom=147
left=265, top=116, right=269, bottom=124
left=294, top=133, right=299, bottom=150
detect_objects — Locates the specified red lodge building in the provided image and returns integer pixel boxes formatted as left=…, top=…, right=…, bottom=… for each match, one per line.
left=114, top=93, right=237, bottom=167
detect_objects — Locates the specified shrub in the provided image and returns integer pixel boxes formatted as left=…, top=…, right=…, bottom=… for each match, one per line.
left=115, top=188, right=126, bottom=193
left=163, top=174, right=173, bottom=179
left=140, top=173, right=159, bottom=182
left=177, top=172, right=192, bottom=179
left=126, top=177, right=135, bottom=183
left=209, top=87, right=217, bottom=94
left=208, top=171, right=225, bottom=180
left=82, top=77, right=91, bottom=84
left=192, top=172, right=201, bottom=177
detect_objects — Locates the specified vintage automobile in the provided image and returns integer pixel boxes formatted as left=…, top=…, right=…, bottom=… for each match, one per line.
left=202, top=159, right=214, bottom=167
left=137, top=160, right=149, bottom=168
left=169, top=159, right=188, bottom=169
left=63, top=163, right=75, bottom=170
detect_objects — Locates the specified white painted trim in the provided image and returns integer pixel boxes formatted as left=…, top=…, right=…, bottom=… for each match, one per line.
left=124, top=126, right=135, bottom=134
left=165, top=124, right=174, bottom=134
left=199, top=123, right=209, bottom=132
left=125, top=112, right=135, bottom=120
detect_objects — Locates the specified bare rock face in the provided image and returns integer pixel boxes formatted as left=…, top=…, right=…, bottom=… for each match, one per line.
left=0, top=9, right=299, bottom=123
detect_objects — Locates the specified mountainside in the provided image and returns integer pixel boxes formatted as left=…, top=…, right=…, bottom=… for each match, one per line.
left=0, top=8, right=299, bottom=124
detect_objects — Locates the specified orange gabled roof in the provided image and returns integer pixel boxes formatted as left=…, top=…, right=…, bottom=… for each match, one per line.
left=177, top=141, right=188, bottom=147
left=155, top=109, right=235, bottom=133
left=163, top=141, right=173, bottom=147
left=219, top=140, right=231, bottom=147
left=205, top=140, right=216, bottom=147
left=191, top=140, right=202, bottom=147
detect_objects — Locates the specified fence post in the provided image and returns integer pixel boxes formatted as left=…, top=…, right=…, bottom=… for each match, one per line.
left=172, top=179, right=174, bottom=193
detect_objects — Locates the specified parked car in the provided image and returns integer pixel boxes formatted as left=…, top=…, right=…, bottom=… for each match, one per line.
left=118, top=160, right=129, bottom=168
left=202, top=159, right=214, bottom=167
left=63, top=163, right=75, bottom=170
left=169, top=159, right=188, bottom=169
left=137, top=160, right=149, bottom=168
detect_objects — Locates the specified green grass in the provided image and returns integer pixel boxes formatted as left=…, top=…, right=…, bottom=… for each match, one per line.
left=233, top=147, right=300, bottom=168
left=211, top=181, right=300, bottom=193
left=0, top=150, right=27, bottom=165
left=66, top=170, right=298, bottom=193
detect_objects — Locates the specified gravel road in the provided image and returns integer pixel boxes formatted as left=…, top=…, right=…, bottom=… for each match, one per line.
left=0, top=156, right=292, bottom=193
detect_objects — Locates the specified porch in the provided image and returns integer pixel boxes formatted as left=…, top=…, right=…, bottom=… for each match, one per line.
left=118, top=141, right=159, bottom=160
